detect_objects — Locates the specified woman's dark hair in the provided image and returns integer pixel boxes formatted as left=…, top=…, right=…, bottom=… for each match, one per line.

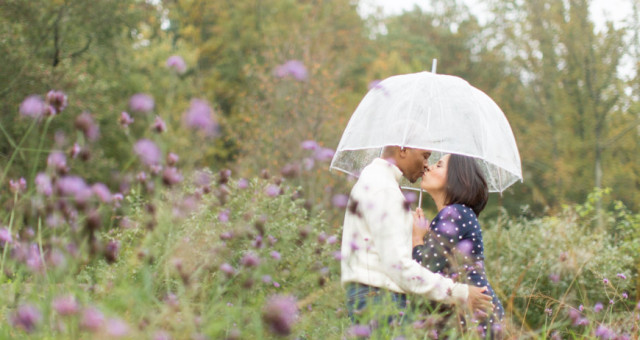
left=444, top=154, right=488, bottom=216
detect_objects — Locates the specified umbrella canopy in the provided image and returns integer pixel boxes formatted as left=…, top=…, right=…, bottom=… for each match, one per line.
left=330, top=71, right=522, bottom=193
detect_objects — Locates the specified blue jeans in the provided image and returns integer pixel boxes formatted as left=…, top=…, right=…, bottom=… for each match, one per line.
left=346, top=283, right=408, bottom=325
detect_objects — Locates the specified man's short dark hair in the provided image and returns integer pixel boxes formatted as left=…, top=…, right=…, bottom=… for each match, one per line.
left=444, top=154, right=488, bottom=216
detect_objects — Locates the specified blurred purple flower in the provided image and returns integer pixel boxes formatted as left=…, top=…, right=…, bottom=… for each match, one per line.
left=56, top=175, right=89, bottom=199
left=301, top=140, right=318, bottom=150
left=69, top=143, right=81, bottom=158
left=314, top=147, right=335, bottom=162
left=47, top=248, right=66, bottom=268
left=241, top=252, right=260, bottom=267
left=152, top=115, right=167, bottom=133
left=595, top=325, right=615, bottom=339
left=274, top=60, right=308, bottom=81
left=220, top=263, right=235, bottom=276
left=637, top=301, right=640, bottom=309
left=53, top=295, right=78, bottom=316
left=579, top=304, right=584, bottom=311
left=273, top=281, right=280, bottom=288
left=45, top=90, right=68, bottom=115
left=11, top=304, right=42, bottom=332
left=184, top=99, right=218, bottom=136
left=576, top=317, right=589, bottom=326
left=167, top=153, right=179, bottom=166
left=47, top=151, right=67, bottom=172
left=549, top=273, right=560, bottom=283
left=134, top=139, right=162, bottom=166
left=594, top=302, right=604, bottom=312
left=609, top=299, right=614, bottom=305
left=303, top=157, right=315, bottom=170
left=262, top=275, right=272, bottom=283
left=262, top=295, right=299, bottom=336
left=327, top=235, right=338, bottom=245
left=622, top=292, right=628, bottom=299
left=136, top=171, right=148, bottom=182
left=166, top=55, right=187, bottom=74
left=0, top=227, right=12, bottom=246
left=332, top=194, right=349, bottom=208
left=9, top=177, right=27, bottom=194
left=119, top=111, right=134, bottom=127
left=92, top=183, right=112, bottom=203
left=162, top=167, right=183, bottom=186
left=270, top=251, right=281, bottom=261
left=218, top=209, right=230, bottom=223
left=616, top=273, right=627, bottom=280
left=457, top=239, right=473, bottom=255
left=104, top=240, right=120, bottom=263
left=603, top=278, right=609, bottom=284
left=75, top=113, right=100, bottom=141
left=237, top=178, right=249, bottom=189
left=129, top=93, right=154, bottom=113
left=265, top=184, right=280, bottom=197
left=154, top=330, right=172, bottom=340
left=106, top=318, right=129, bottom=337
left=347, top=324, right=371, bottom=338
left=20, top=95, right=46, bottom=119
left=404, top=192, right=417, bottom=204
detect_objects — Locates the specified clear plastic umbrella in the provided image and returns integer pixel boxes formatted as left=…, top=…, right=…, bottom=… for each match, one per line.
left=330, top=70, right=522, bottom=194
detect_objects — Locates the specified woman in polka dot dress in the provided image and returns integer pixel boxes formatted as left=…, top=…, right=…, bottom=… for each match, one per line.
left=412, top=153, right=504, bottom=338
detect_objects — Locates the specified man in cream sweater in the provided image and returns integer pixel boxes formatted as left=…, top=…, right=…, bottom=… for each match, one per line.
left=341, top=146, right=492, bottom=322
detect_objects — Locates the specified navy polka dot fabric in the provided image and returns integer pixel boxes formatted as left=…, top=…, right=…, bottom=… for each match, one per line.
left=413, top=204, right=504, bottom=332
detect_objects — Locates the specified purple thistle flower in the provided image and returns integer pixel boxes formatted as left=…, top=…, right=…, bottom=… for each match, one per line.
left=134, top=139, right=162, bottom=166
left=274, top=60, right=308, bottom=81
left=45, top=90, right=68, bottom=115
left=92, top=183, right=112, bottom=203
left=9, top=177, right=27, bottom=194
left=166, top=55, right=187, bottom=74
left=119, top=111, right=134, bottom=127
left=333, top=251, right=343, bottom=260
left=47, top=248, right=66, bottom=268
left=314, top=147, right=335, bottom=162
left=603, top=278, right=609, bottom=284
left=568, top=308, right=580, bottom=323
left=622, top=292, right=628, bottom=299
left=595, top=325, right=615, bottom=339
left=616, top=273, right=627, bottom=280
left=80, top=307, right=104, bottom=332
left=11, top=304, right=42, bottom=332
left=332, top=194, right=349, bottom=208
left=457, top=239, right=473, bottom=255
left=162, top=167, right=183, bottom=186
left=576, top=317, right=589, bottom=326
left=69, top=143, right=81, bottom=158
left=19, top=95, right=47, bottom=119
left=47, top=151, right=67, bottom=172
left=241, top=252, right=260, bottom=267
left=262, top=275, right=272, bottom=283
left=265, top=184, right=280, bottom=197
left=579, top=304, right=584, bottom=311
left=167, top=153, right=179, bottom=166
left=327, top=235, right=338, bottom=245
left=609, top=299, right=614, bottom=305
left=129, top=93, right=154, bottom=113
left=549, top=273, right=560, bottom=283
left=104, top=240, right=120, bottom=263
left=152, top=115, right=167, bottom=133
left=303, top=157, right=315, bottom=170
left=301, top=140, right=318, bottom=150
left=218, top=209, right=230, bottom=223
left=106, top=318, right=129, bottom=337
left=184, top=99, right=218, bottom=136
left=262, top=295, right=299, bottom=336
left=637, top=301, right=640, bottom=309
left=273, top=281, right=280, bottom=288
left=74, top=113, right=100, bottom=141
left=52, top=295, right=79, bottom=316
left=154, top=330, right=172, bottom=340
left=56, top=175, right=89, bottom=199
left=220, top=263, right=235, bottom=276
left=594, top=302, right=604, bottom=312
left=347, top=324, right=371, bottom=338
left=0, top=227, right=12, bottom=246
left=237, top=178, right=249, bottom=189
left=270, top=251, right=281, bottom=260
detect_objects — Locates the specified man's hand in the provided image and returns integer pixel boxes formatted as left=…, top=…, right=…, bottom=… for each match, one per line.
left=412, top=208, right=429, bottom=247
left=467, top=286, right=493, bottom=318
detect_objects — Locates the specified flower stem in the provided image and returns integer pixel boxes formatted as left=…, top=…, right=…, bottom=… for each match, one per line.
left=0, top=191, right=18, bottom=279
left=30, top=116, right=54, bottom=182
left=0, top=119, right=39, bottom=185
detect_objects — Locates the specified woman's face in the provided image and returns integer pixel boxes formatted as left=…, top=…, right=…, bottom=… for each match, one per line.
left=420, top=154, right=450, bottom=194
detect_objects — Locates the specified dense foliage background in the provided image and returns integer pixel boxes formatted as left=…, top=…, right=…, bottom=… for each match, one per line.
left=0, top=0, right=638, bottom=338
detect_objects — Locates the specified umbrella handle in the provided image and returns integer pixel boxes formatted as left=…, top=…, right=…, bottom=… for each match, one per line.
left=418, top=189, right=423, bottom=208
left=431, top=59, right=437, bottom=73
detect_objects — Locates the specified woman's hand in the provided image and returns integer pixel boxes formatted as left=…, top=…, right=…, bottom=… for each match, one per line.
left=465, top=286, right=494, bottom=319
left=412, top=208, right=429, bottom=247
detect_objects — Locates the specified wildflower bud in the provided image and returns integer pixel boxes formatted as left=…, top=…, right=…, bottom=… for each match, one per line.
left=119, top=112, right=134, bottom=127
left=219, top=263, right=235, bottom=277
left=241, top=252, right=260, bottom=267
left=280, top=163, right=300, bottom=179
left=129, top=93, right=154, bottom=113
left=85, top=210, right=101, bottom=231
left=9, top=177, right=27, bottom=194
left=162, top=167, right=183, bottom=187
left=260, top=169, right=270, bottom=179
left=166, top=55, right=187, bottom=74
left=52, top=295, right=78, bottom=316
left=45, top=90, right=68, bottom=115
left=167, top=153, right=179, bottom=166
left=218, top=169, right=231, bottom=184
left=265, top=184, right=280, bottom=197
left=74, top=113, right=100, bottom=141
left=11, top=304, right=42, bottom=333
left=104, top=240, right=120, bottom=264
left=237, top=178, right=249, bottom=189
left=273, top=176, right=283, bottom=186
left=254, top=216, right=266, bottom=236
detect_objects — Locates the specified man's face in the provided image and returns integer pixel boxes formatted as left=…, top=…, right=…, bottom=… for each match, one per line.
left=400, top=148, right=431, bottom=183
